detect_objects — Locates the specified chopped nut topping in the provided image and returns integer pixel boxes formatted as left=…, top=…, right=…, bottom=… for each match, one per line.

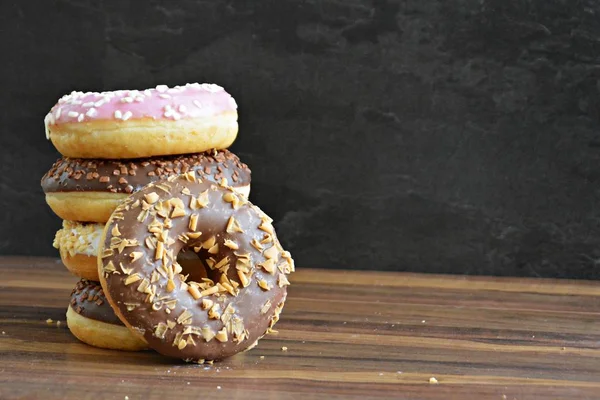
left=177, top=309, right=193, bottom=325
left=260, top=234, right=273, bottom=244
left=188, top=285, right=201, bottom=300
left=263, top=246, right=279, bottom=260
left=202, top=236, right=216, bottom=249
left=101, top=248, right=114, bottom=258
left=213, top=256, right=230, bottom=271
left=177, top=339, right=187, bottom=350
left=258, top=279, right=271, bottom=291
left=201, top=326, right=215, bottom=342
left=137, top=278, right=150, bottom=293
left=188, top=214, right=199, bottom=231
left=187, top=231, right=202, bottom=239
left=155, top=241, right=164, bottom=260
left=223, top=239, right=239, bottom=250
left=145, top=236, right=156, bottom=249
left=172, top=332, right=183, bottom=347
left=130, top=251, right=143, bottom=262
left=220, top=281, right=237, bottom=296
left=124, top=302, right=139, bottom=312
left=222, top=192, right=240, bottom=208
left=168, top=197, right=184, bottom=209
left=120, top=262, right=134, bottom=275
left=156, top=183, right=170, bottom=193
left=200, top=286, right=219, bottom=297
left=235, top=251, right=251, bottom=260
left=103, top=261, right=116, bottom=274
left=208, top=303, right=221, bottom=319
left=111, top=224, right=121, bottom=237
left=144, top=192, right=159, bottom=204
left=137, top=209, right=149, bottom=222
left=173, top=263, right=182, bottom=275
left=258, top=258, right=276, bottom=274
left=197, top=190, right=210, bottom=208
left=221, top=304, right=235, bottom=324
left=207, top=244, right=219, bottom=254
left=251, top=239, right=264, bottom=251
left=237, top=270, right=250, bottom=287
left=167, top=320, right=177, bottom=329
left=215, top=328, right=228, bottom=342
left=154, top=322, right=168, bottom=339
left=164, top=299, right=178, bottom=310
left=171, top=206, right=186, bottom=218
left=236, top=261, right=250, bottom=274
left=226, top=216, right=244, bottom=234
left=166, top=279, right=176, bottom=292
left=184, top=171, right=196, bottom=182
left=278, top=274, right=290, bottom=287
left=150, top=270, right=160, bottom=283
left=259, top=221, right=274, bottom=234
left=201, top=299, right=213, bottom=310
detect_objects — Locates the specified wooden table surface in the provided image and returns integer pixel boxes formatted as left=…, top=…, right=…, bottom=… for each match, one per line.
left=1, top=257, right=600, bottom=399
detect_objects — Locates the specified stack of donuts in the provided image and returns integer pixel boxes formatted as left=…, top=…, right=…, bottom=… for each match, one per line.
left=41, top=83, right=293, bottom=362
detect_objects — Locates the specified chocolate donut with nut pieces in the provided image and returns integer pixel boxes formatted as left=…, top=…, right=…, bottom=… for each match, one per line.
left=98, top=173, right=293, bottom=362
left=41, top=150, right=251, bottom=223
left=66, top=279, right=147, bottom=351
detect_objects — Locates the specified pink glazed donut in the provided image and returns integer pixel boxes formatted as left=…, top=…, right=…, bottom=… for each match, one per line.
left=44, top=83, right=238, bottom=159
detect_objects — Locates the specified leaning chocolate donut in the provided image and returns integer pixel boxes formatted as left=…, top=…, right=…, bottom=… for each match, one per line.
left=98, top=173, right=293, bottom=362
left=41, top=150, right=251, bottom=223
left=66, top=279, right=147, bottom=351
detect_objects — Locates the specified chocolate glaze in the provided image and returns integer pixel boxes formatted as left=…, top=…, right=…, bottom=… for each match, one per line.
left=100, top=175, right=293, bottom=361
left=70, top=279, right=124, bottom=325
left=41, top=150, right=250, bottom=194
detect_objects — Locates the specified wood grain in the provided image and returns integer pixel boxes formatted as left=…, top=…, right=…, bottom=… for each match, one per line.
left=1, top=256, right=600, bottom=399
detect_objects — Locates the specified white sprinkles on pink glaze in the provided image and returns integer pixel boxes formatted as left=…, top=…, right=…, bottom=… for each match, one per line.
left=44, top=83, right=237, bottom=139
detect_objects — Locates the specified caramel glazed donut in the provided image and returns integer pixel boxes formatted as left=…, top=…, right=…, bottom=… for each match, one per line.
left=99, top=173, right=294, bottom=362
left=45, top=151, right=251, bottom=281
left=43, top=83, right=238, bottom=159
left=67, top=279, right=147, bottom=351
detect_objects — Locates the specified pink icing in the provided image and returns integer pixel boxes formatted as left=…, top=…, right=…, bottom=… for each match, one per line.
left=44, top=83, right=237, bottom=137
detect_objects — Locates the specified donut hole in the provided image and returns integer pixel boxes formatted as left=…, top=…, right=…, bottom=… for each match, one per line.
left=176, top=250, right=209, bottom=282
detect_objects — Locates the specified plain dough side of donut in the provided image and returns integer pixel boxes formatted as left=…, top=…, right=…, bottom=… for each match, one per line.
left=46, top=192, right=128, bottom=223
left=61, top=251, right=99, bottom=281
left=46, top=184, right=249, bottom=223
left=49, top=111, right=238, bottom=159
left=66, top=306, right=148, bottom=351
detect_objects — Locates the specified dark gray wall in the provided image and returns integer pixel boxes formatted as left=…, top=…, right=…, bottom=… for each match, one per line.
left=2, top=0, right=600, bottom=278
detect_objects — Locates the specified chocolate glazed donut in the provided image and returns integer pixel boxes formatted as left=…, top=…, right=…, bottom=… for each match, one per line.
left=69, top=279, right=123, bottom=325
left=98, top=173, right=293, bottom=362
left=66, top=279, right=148, bottom=351
left=41, top=150, right=251, bottom=223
